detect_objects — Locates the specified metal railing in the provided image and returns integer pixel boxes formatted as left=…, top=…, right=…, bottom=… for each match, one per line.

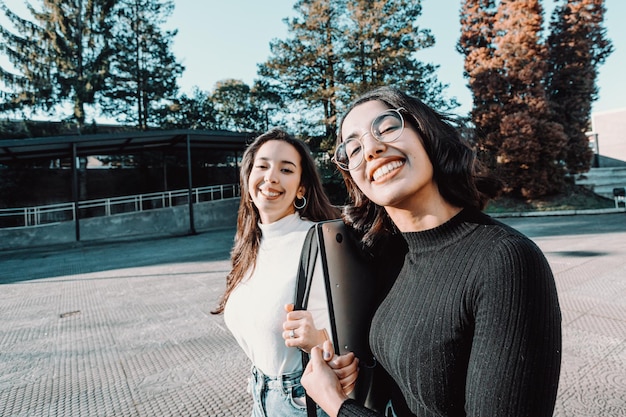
left=0, top=184, right=240, bottom=229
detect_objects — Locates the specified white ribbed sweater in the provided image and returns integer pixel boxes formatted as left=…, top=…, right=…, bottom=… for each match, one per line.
left=224, top=213, right=330, bottom=377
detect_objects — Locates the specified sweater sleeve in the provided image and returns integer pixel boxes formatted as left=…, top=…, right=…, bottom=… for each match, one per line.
left=338, top=399, right=382, bottom=417
left=465, top=234, right=562, bottom=417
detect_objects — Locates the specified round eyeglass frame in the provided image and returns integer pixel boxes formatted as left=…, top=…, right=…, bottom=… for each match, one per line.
left=332, top=107, right=406, bottom=171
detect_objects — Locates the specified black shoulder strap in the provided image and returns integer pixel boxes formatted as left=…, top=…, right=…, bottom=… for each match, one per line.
left=295, top=225, right=318, bottom=311
left=294, top=225, right=321, bottom=417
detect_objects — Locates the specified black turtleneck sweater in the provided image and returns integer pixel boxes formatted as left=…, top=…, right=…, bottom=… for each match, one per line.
left=340, top=209, right=562, bottom=417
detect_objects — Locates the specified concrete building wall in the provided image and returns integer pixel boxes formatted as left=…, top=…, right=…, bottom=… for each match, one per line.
left=591, top=109, right=626, bottom=166
left=0, top=198, right=240, bottom=251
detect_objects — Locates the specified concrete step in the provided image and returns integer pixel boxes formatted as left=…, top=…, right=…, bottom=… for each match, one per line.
left=575, top=168, right=626, bottom=199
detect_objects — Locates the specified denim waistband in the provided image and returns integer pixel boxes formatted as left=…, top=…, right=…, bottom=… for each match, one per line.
left=250, top=366, right=302, bottom=389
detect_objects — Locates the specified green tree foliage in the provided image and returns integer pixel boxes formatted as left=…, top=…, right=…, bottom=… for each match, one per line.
left=155, top=87, right=217, bottom=130
left=0, top=0, right=117, bottom=128
left=258, top=0, right=455, bottom=141
left=211, top=79, right=264, bottom=132
left=342, top=0, right=452, bottom=110
left=157, top=80, right=274, bottom=133
left=102, top=0, right=183, bottom=130
left=259, top=0, right=343, bottom=139
left=546, top=0, right=612, bottom=174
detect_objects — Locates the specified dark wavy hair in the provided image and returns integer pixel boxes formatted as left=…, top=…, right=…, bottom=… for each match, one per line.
left=337, top=86, right=501, bottom=251
left=212, top=128, right=339, bottom=314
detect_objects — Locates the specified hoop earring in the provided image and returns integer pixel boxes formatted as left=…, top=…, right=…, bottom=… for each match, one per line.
left=294, top=196, right=307, bottom=210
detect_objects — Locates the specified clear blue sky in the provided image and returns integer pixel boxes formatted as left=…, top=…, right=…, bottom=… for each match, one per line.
left=2, top=0, right=624, bottom=118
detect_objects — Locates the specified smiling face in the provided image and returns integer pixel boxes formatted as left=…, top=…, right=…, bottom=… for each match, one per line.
left=248, top=140, right=305, bottom=224
left=340, top=100, right=439, bottom=213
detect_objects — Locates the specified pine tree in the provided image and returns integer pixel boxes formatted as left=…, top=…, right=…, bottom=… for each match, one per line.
left=103, top=0, right=183, bottom=130
left=546, top=0, right=612, bottom=174
left=258, top=0, right=344, bottom=139
left=460, top=0, right=573, bottom=198
left=0, top=0, right=117, bottom=128
left=258, top=0, right=455, bottom=140
left=343, top=0, right=452, bottom=110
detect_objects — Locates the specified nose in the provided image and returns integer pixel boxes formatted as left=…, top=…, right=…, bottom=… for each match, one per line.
left=264, top=167, right=279, bottom=183
left=362, top=132, right=386, bottom=162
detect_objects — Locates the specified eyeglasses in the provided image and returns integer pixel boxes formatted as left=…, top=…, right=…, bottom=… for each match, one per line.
left=332, top=108, right=405, bottom=171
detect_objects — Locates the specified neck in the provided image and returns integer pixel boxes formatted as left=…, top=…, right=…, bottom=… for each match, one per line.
left=385, top=198, right=462, bottom=232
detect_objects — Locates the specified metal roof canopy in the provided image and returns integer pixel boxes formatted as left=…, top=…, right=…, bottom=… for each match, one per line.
left=0, top=129, right=255, bottom=242
left=0, top=129, right=255, bottom=163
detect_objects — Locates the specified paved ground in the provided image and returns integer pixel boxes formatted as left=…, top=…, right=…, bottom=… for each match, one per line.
left=1, top=213, right=625, bottom=417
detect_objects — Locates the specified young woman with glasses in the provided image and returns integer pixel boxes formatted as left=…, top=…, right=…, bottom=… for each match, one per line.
left=211, top=128, right=357, bottom=417
left=301, top=86, right=562, bottom=417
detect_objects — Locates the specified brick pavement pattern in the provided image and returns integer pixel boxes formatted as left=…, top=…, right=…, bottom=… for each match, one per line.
left=1, top=214, right=625, bottom=416
left=1, top=230, right=252, bottom=417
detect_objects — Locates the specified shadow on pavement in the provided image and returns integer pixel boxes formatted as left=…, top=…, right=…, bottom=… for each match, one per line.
left=0, top=228, right=235, bottom=284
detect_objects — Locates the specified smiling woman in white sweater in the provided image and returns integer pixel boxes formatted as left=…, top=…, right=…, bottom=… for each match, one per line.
left=225, top=213, right=329, bottom=381
left=211, top=128, right=354, bottom=417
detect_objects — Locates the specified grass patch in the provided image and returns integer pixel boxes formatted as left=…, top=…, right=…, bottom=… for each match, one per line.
left=485, top=184, right=615, bottom=213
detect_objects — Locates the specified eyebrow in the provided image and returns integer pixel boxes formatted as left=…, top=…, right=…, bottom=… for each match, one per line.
left=343, top=130, right=361, bottom=141
left=256, top=156, right=298, bottom=167
left=342, top=119, right=373, bottom=142
left=342, top=123, right=371, bottom=141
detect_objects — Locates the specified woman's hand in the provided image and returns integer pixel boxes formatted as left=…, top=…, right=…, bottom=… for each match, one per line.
left=301, top=341, right=352, bottom=417
left=282, top=303, right=328, bottom=352
left=327, top=345, right=359, bottom=396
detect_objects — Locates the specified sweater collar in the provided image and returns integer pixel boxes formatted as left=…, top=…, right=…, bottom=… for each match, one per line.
left=258, top=213, right=302, bottom=240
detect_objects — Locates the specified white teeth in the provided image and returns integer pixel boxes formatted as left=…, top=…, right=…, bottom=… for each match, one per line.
left=372, top=160, right=404, bottom=181
left=261, top=189, right=280, bottom=197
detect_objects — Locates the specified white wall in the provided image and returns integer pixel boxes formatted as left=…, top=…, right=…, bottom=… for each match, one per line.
left=591, top=108, right=626, bottom=164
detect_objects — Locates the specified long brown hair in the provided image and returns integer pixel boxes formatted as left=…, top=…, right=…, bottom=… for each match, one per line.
left=212, top=128, right=339, bottom=314
left=337, top=86, right=501, bottom=252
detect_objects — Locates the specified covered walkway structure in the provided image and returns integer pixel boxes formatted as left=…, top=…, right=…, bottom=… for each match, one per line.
left=0, top=129, right=254, bottom=242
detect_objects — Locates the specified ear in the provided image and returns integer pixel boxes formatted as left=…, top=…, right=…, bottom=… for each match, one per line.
left=297, top=185, right=306, bottom=199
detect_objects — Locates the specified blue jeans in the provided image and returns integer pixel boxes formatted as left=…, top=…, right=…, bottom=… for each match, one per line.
left=248, top=366, right=328, bottom=417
